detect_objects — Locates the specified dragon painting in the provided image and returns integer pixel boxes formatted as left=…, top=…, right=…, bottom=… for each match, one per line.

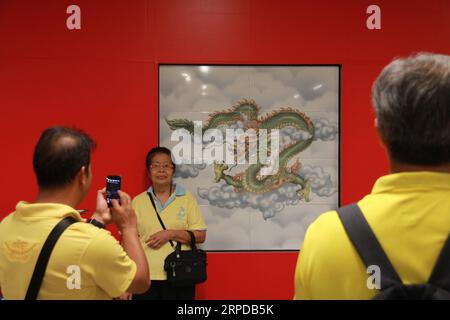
left=166, top=99, right=315, bottom=202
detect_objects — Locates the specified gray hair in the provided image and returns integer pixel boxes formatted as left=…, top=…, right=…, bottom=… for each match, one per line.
left=372, top=53, right=450, bottom=165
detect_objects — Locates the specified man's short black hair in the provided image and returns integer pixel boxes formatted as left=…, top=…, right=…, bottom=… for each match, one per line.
left=372, top=52, right=450, bottom=165
left=33, top=126, right=96, bottom=189
left=145, top=147, right=174, bottom=170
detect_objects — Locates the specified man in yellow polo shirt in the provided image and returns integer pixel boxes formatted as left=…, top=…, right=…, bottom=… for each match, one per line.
left=294, top=53, right=450, bottom=299
left=0, top=126, right=150, bottom=299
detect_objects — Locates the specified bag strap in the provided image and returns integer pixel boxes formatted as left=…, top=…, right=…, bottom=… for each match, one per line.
left=186, top=230, right=197, bottom=250
left=428, top=234, right=450, bottom=290
left=25, top=216, right=78, bottom=300
left=147, top=192, right=175, bottom=248
left=146, top=192, right=197, bottom=251
left=336, top=203, right=402, bottom=290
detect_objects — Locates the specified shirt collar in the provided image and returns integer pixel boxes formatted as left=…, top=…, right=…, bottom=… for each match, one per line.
left=147, top=184, right=186, bottom=212
left=14, top=201, right=83, bottom=220
left=147, top=184, right=186, bottom=197
left=371, top=171, right=450, bottom=195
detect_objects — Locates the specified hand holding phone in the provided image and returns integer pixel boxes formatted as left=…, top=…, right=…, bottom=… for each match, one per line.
left=106, top=175, right=122, bottom=208
left=90, top=188, right=111, bottom=224
left=110, top=190, right=138, bottom=232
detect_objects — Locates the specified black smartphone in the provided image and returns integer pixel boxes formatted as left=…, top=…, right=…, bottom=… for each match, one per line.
left=106, top=175, right=121, bottom=207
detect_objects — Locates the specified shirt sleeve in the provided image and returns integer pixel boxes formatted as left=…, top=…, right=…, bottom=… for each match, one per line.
left=186, top=192, right=207, bottom=231
left=294, top=226, right=313, bottom=300
left=81, top=231, right=137, bottom=298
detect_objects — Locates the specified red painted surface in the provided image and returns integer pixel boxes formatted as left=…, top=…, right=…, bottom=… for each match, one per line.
left=0, top=0, right=449, bottom=299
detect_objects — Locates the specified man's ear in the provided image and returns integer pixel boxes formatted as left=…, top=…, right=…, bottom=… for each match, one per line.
left=374, top=118, right=388, bottom=149
left=78, top=166, right=88, bottom=186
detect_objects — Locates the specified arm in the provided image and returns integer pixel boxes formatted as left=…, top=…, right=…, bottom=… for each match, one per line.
left=90, top=188, right=150, bottom=294
left=294, top=250, right=310, bottom=300
left=110, top=191, right=150, bottom=294
left=145, top=229, right=206, bottom=249
left=169, top=229, right=206, bottom=244
left=120, top=227, right=149, bottom=293
left=294, top=228, right=313, bottom=300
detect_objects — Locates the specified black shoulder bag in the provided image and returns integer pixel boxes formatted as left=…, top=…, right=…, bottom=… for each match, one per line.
left=25, top=216, right=78, bottom=300
left=147, top=192, right=207, bottom=287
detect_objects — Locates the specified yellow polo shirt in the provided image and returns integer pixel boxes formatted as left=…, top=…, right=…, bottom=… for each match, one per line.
left=295, top=171, right=450, bottom=300
left=132, top=185, right=207, bottom=280
left=0, top=202, right=136, bottom=300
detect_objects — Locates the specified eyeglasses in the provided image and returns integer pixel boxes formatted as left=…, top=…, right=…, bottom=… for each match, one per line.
left=150, top=163, right=174, bottom=170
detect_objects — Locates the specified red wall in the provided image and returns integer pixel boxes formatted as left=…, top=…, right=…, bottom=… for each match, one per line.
left=0, top=0, right=449, bottom=299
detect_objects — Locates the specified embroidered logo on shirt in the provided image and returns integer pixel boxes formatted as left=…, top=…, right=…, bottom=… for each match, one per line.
left=177, top=207, right=186, bottom=220
left=4, top=239, right=38, bottom=263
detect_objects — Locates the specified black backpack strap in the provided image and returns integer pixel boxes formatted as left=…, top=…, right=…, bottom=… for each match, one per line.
left=336, top=203, right=402, bottom=289
left=147, top=192, right=175, bottom=248
left=25, top=216, right=78, bottom=300
left=428, top=234, right=450, bottom=290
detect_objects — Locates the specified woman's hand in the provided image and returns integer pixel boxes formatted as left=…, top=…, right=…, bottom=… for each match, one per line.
left=145, top=230, right=173, bottom=249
